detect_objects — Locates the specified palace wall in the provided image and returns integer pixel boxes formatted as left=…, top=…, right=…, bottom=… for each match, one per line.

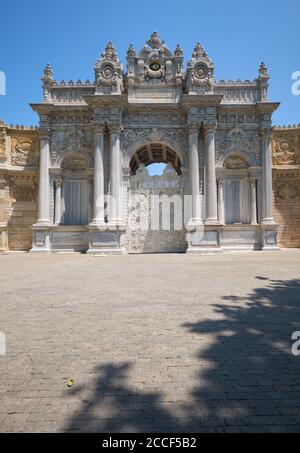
left=0, top=122, right=38, bottom=251
left=272, top=126, right=300, bottom=247
left=1, top=121, right=300, bottom=251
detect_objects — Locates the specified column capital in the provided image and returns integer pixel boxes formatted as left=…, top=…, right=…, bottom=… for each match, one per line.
left=259, top=126, right=273, bottom=138
left=248, top=177, right=257, bottom=186
left=92, top=123, right=105, bottom=135
left=187, top=124, right=199, bottom=135
left=54, top=176, right=63, bottom=188
left=38, top=127, right=52, bottom=140
left=204, top=122, right=218, bottom=134
left=217, top=177, right=224, bottom=186
left=108, top=122, right=123, bottom=134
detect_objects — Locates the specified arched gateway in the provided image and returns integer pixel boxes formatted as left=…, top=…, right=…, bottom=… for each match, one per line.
left=128, top=143, right=186, bottom=253
left=29, top=33, right=279, bottom=254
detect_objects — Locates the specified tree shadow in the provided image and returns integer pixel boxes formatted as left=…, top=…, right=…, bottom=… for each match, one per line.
left=64, top=277, right=300, bottom=433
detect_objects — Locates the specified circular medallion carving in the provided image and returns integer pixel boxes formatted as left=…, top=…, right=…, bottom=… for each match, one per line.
left=101, top=63, right=114, bottom=79
left=194, top=63, right=208, bottom=79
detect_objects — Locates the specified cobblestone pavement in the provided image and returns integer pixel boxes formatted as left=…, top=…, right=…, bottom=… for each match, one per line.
left=1, top=251, right=300, bottom=433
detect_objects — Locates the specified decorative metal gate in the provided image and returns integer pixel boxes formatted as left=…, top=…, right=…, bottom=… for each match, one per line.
left=128, top=165, right=186, bottom=254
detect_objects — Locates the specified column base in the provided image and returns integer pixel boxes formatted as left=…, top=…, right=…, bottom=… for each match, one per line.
left=185, top=219, right=203, bottom=232
left=30, top=248, right=51, bottom=254
left=0, top=224, right=8, bottom=252
left=87, top=224, right=127, bottom=255
left=261, top=218, right=276, bottom=225
left=261, top=223, right=279, bottom=251
left=204, top=218, right=219, bottom=226
left=89, top=220, right=107, bottom=228
left=31, top=225, right=51, bottom=253
left=186, top=225, right=221, bottom=254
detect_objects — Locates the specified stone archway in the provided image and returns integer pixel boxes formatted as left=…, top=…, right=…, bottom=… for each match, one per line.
left=130, top=143, right=182, bottom=175
left=128, top=143, right=187, bottom=254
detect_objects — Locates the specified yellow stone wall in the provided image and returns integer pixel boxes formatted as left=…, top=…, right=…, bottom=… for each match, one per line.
left=0, top=122, right=38, bottom=251
left=272, top=126, right=300, bottom=247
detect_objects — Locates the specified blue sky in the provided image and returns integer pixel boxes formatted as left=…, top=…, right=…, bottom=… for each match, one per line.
left=0, top=0, right=299, bottom=127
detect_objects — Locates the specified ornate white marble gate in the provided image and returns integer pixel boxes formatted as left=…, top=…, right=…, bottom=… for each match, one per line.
left=128, top=165, right=186, bottom=254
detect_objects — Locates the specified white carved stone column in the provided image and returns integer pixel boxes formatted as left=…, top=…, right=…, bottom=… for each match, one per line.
left=54, top=177, right=62, bottom=225
left=262, top=128, right=275, bottom=224
left=187, top=125, right=202, bottom=225
left=37, top=128, right=50, bottom=224
left=91, top=124, right=105, bottom=225
left=217, top=178, right=225, bottom=225
left=249, top=177, right=258, bottom=225
left=205, top=123, right=218, bottom=224
left=109, top=123, right=123, bottom=225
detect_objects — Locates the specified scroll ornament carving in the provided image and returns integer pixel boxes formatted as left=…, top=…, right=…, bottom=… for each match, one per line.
left=61, top=156, right=88, bottom=171
left=224, top=155, right=250, bottom=170
left=125, top=111, right=185, bottom=126
left=11, top=138, right=37, bottom=166
left=149, top=127, right=161, bottom=141
left=51, top=128, right=92, bottom=163
left=276, top=183, right=298, bottom=201
left=124, top=130, right=139, bottom=145
left=124, top=128, right=186, bottom=154
left=219, top=127, right=260, bottom=166
left=272, top=141, right=296, bottom=165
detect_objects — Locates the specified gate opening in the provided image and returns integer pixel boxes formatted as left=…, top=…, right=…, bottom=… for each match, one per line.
left=128, top=144, right=186, bottom=254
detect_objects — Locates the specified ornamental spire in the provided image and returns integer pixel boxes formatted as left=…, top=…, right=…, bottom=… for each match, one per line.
left=146, top=32, right=163, bottom=49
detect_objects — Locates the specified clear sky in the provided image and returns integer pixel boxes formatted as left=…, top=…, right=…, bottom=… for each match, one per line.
left=0, top=0, right=299, bottom=127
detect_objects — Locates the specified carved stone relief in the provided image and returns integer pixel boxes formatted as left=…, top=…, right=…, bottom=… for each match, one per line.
left=61, top=155, right=88, bottom=171
left=186, top=42, right=214, bottom=94
left=216, top=126, right=261, bottom=166
left=11, top=137, right=38, bottom=167
left=124, top=127, right=186, bottom=155
left=9, top=177, right=36, bottom=202
left=275, top=182, right=298, bottom=201
left=272, top=140, right=296, bottom=165
left=50, top=127, right=93, bottom=164
left=95, top=41, right=124, bottom=94
left=224, top=155, right=250, bottom=170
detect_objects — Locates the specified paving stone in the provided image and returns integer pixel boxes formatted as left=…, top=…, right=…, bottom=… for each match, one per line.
left=0, top=251, right=300, bottom=432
